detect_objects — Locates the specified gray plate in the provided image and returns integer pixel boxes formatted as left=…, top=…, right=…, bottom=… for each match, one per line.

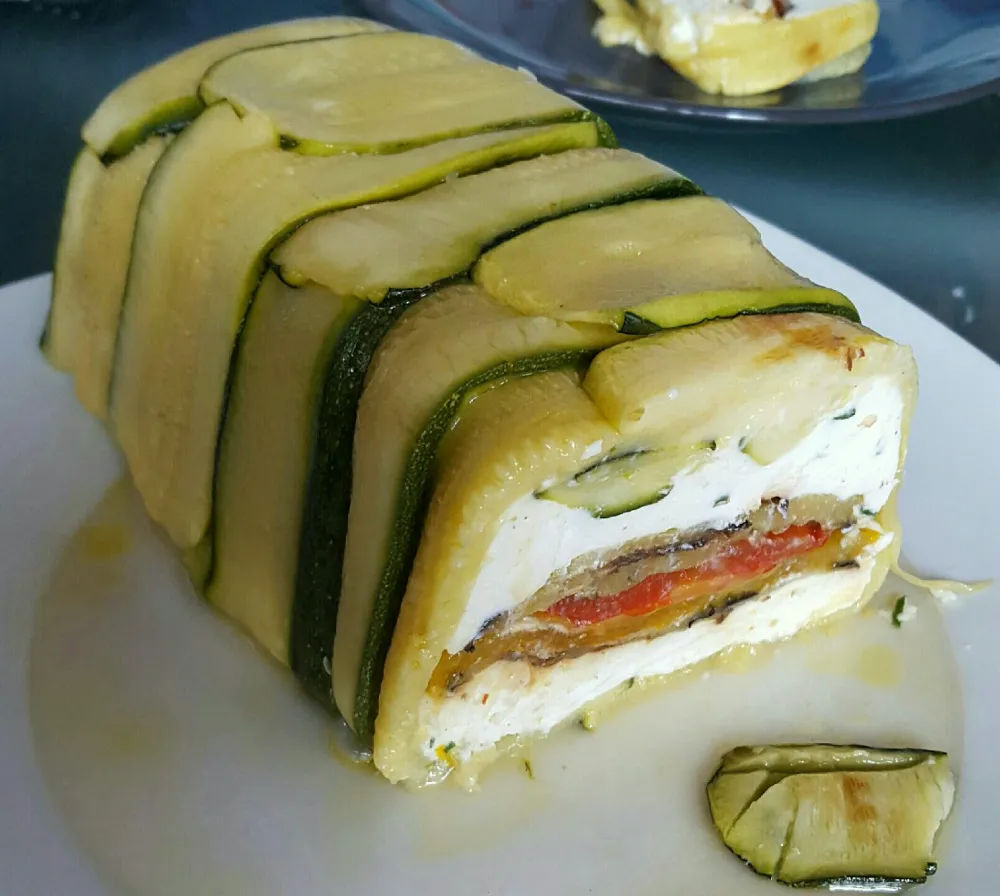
left=363, top=0, right=1000, bottom=124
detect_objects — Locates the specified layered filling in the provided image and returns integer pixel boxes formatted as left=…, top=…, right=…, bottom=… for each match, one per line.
left=419, top=376, right=903, bottom=761
left=431, top=508, right=877, bottom=696
left=419, top=520, right=888, bottom=763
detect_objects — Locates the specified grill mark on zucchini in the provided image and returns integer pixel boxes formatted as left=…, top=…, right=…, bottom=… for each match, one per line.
left=352, top=351, right=597, bottom=742
left=709, top=744, right=954, bottom=887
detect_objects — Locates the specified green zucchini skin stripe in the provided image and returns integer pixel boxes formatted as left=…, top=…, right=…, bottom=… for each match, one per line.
left=100, top=103, right=198, bottom=165
left=291, top=297, right=418, bottom=706
left=352, top=351, right=596, bottom=743
left=101, top=29, right=388, bottom=163
left=363, top=178, right=701, bottom=308
left=465, top=179, right=699, bottom=268
left=619, top=301, right=863, bottom=336
left=276, top=110, right=617, bottom=158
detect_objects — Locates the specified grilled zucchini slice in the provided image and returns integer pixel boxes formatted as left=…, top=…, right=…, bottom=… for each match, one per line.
left=274, top=148, right=697, bottom=301
left=282, top=151, right=687, bottom=703
left=536, top=442, right=715, bottom=518
left=45, top=139, right=168, bottom=417
left=200, top=31, right=602, bottom=155
left=707, top=744, right=955, bottom=887
left=474, top=196, right=857, bottom=329
left=333, top=285, right=624, bottom=740
left=207, top=271, right=360, bottom=663
left=110, top=102, right=601, bottom=551
left=82, top=17, right=387, bottom=160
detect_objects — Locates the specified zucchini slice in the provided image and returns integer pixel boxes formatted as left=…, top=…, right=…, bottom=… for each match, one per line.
left=332, top=285, right=625, bottom=740
left=707, top=744, right=955, bottom=887
left=536, top=442, right=716, bottom=518
left=274, top=148, right=698, bottom=301
left=375, top=368, right=619, bottom=783
left=207, top=271, right=360, bottom=663
left=474, top=196, right=857, bottom=329
left=110, top=100, right=601, bottom=550
left=45, top=139, right=169, bottom=417
left=284, top=154, right=691, bottom=703
left=582, top=313, right=917, bottom=450
left=82, top=17, right=387, bottom=160
left=200, top=31, right=601, bottom=155
left=291, top=299, right=415, bottom=706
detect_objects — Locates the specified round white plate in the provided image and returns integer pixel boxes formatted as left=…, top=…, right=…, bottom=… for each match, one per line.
left=1, top=214, right=998, bottom=895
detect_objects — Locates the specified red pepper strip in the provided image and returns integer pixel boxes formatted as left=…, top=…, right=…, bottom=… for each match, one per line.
left=539, top=523, right=831, bottom=627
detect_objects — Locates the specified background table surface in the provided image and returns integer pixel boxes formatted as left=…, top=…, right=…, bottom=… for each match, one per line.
left=1, top=0, right=997, bottom=362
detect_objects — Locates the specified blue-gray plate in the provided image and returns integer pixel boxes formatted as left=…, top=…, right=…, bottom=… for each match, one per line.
left=362, top=0, right=1000, bottom=124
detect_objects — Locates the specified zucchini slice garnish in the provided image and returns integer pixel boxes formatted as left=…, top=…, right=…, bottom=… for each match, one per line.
left=199, top=31, right=606, bottom=156
left=707, top=744, right=955, bottom=888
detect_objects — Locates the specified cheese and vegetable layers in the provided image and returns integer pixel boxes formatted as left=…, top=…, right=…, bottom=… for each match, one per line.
left=44, top=18, right=915, bottom=788
left=594, top=0, right=878, bottom=96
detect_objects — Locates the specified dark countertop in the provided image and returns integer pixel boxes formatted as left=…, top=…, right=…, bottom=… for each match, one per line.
left=2, top=0, right=998, bottom=361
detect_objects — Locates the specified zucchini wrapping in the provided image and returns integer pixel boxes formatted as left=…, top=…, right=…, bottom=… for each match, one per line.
left=45, top=19, right=925, bottom=803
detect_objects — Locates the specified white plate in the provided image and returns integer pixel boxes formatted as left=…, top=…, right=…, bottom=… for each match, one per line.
left=1, top=214, right=998, bottom=895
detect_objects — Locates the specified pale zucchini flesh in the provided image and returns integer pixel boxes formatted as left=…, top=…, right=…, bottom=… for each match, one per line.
left=111, top=102, right=602, bottom=551
left=275, top=148, right=698, bottom=301
left=707, top=744, right=954, bottom=886
left=44, top=149, right=98, bottom=372
left=333, top=285, right=624, bottom=740
left=207, top=271, right=359, bottom=663
left=474, top=196, right=857, bottom=328
left=83, top=17, right=388, bottom=160
left=45, top=139, right=169, bottom=418
left=200, top=31, right=599, bottom=155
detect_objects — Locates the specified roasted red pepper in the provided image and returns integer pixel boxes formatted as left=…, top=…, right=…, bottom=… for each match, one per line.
left=540, top=523, right=830, bottom=627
